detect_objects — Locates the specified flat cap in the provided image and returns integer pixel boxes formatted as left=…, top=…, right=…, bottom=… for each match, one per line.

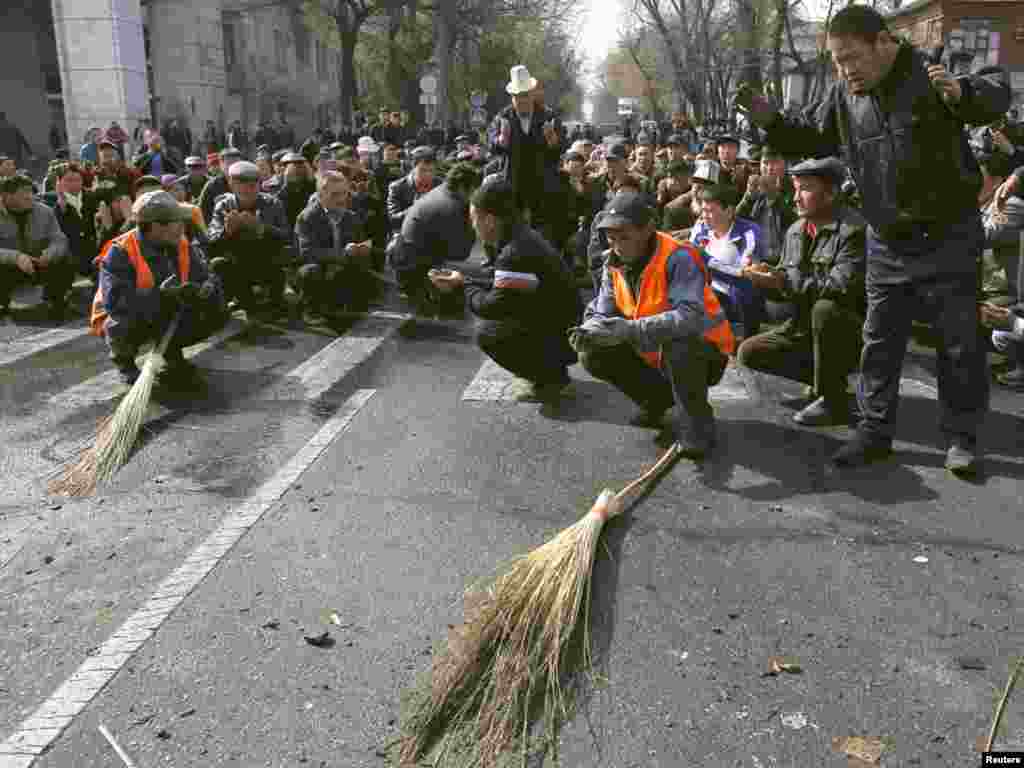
left=692, top=159, right=721, bottom=184
left=132, top=190, right=192, bottom=223
left=597, top=190, right=655, bottom=230
left=327, top=142, right=346, bottom=152
left=455, top=135, right=471, bottom=143
left=665, top=134, right=684, bottom=146
left=788, top=156, right=845, bottom=183
left=605, top=141, right=629, bottom=161
left=184, top=156, right=205, bottom=167
left=227, top=161, right=261, bottom=182
left=281, top=152, right=305, bottom=164
left=160, top=174, right=180, bottom=188
left=220, top=146, right=242, bottom=159
left=271, top=149, right=289, bottom=162
left=411, top=146, right=436, bottom=163
left=134, top=175, right=163, bottom=192
left=715, top=134, right=740, bottom=145
left=635, top=132, right=653, bottom=146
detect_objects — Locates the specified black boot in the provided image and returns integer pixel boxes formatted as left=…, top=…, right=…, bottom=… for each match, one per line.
left=831, top=430, right=893, bottom=467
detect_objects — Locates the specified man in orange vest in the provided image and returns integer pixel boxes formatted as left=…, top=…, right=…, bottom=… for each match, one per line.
left=91, top=190, right=226, bottom=388
left=570, top=189, right=736, bottom=458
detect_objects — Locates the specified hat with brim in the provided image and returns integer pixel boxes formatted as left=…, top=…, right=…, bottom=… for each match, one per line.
left=605, top=141, right=629, bottom=161
left=281, top=152, right=305, bottom=164
left=228, top=161, right=261, bottom=182
left=692, top=158, right=721, bottom=184
left=132, top=190, right=193, bottom=224
left=220, top=147, right=242, bottom=159
left=185, top=156, right=205, bottom=167
left=134, top=175, right=163, bottom=193
left=665, top=134, right=684, bottom=146
left=715, top=134, right=740, bottom=146
left=411, top=146, right=436, bottom=163
left=596, top=190, right=655, bottom=230
left=328, top=142, right=345, bottom=152
left=506, top=65, right=538, bottom=95
left=788, top=156, right=846, bottom=185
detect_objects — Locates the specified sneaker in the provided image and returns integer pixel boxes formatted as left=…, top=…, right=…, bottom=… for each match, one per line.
left=831, top=432, right=893, bottom=467
left=945, top=437, right=979, bottom=476
left=996, top=368, right=1024, bottom=391
left=675, top=420, right=716, bottom=460
left=793, top=397, right=846, bottom=426
left=514, top=377, right=573, bottom=403
left=630, top=405, right=668, bottom=429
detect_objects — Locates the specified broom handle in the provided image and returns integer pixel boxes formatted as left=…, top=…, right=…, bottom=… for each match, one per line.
left=154, top=310, right=183, bottom=357
left=613, top=442, right=682, bottom=503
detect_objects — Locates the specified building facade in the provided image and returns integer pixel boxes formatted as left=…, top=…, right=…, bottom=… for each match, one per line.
left=887, top=0, right=1024, bottom=107
left=0, top=0, right=342, bottom=163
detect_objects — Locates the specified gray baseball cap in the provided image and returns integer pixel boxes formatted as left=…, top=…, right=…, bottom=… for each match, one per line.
left=227, top=161, right=261, bottom=182
left=132, top=190, right=192, bottom=224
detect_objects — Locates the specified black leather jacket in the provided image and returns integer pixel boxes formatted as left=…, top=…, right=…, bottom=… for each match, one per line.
left=764, top=44, right=1010, bottom=243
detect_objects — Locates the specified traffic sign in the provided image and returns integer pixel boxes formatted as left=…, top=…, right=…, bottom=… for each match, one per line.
left=419, top=75, right=438, bottom=94
left=419, top=93, right=438, bottom=105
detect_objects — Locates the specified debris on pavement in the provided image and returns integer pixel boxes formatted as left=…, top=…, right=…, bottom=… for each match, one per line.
left=99, top=724, right=139, bottom=768
left=156, top=728, right=171, bottom=739
left=304, top=630, right=335, bottom=648
left=912, top=555, right=929, bottom=564
left=831, top=735, right=887, bottom=765
left=956, top=656, right=987, bottom=671
left=764, top=656, right=802, bottom=676
left=779, top=712, right=812, bottom=730
left=261, top=620, right=280, bottom=630
left=178, top=707, right=196, bottom=718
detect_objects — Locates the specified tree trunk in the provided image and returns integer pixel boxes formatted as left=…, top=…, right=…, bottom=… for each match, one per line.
left=735, top=0, right=762, bottom=91
left=386, top=3, right=404, bottom=109
left=433, top=0, right=456, bottom=128
left=771, top=0, right=785, bottom=106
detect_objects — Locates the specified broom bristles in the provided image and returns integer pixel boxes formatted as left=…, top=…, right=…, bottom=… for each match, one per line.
left=49, top=352, right=166, bottom=497
left=401, top=490, right=618, bottom=767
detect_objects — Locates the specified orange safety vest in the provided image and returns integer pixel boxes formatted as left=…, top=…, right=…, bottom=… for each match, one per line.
left=609, top=231, right=735, bottom=368
left=89, top=229, right=191, bottom=336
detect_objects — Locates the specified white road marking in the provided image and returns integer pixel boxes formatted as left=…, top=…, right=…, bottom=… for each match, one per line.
left=52, top=319, right=247, bottom=409
left=0, top=326, right=91, bottom=368
left=461, top=357, right=751, bottom=403
left=0, top=389, right=376, bottom=763
left=266, top=317, right=404, bottom=401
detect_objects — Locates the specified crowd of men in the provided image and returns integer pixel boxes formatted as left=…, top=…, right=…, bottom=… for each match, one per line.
left=2, top=4, right=1024, bottom=477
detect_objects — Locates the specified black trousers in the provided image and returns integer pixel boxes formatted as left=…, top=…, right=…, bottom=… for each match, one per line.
left=737, top=298, right=863, bottom=413
left=858, top=277, right=988, bottom=440
left=214, top=249, right=288, bottom=307
left=476, top=319, right=577, bottom=387
left=296, top=263, right=374, bottom=311
left=106, top=301, right=229, bottom=364
left=579, top=335, right=727, bottom=427
left=0, top=260, right=76, bottom=306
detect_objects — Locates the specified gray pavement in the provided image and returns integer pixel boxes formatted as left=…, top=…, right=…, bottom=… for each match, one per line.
left=1, top=280, right=1023, bottom=768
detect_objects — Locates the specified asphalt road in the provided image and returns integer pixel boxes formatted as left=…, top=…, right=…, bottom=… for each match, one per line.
left=1, top=278, right=1023, bottom=768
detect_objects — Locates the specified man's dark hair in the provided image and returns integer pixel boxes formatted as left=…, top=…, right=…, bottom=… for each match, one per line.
left=445, top=162, right=482, bottom=197
left=697, top=183, right=740, bottom=209
left=827, top=5, right=889, bottom=44
left=1, top=173, right=34, bottom=194
left=470, top=179, right=519, bottom=221
left=760, top=145, right=785, bottom=161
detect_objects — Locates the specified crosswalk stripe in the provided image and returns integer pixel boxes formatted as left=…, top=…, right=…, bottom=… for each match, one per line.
left=52, top=318, right=247, bottom=409
left=0, top=326, right=91, bottom=368
left=461, top=357, right=752, bottom=403
left=0, top=389, right=377, bottom=765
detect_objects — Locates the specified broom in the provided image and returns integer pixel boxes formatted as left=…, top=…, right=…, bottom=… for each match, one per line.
left=49, top=309, right=182, bottom=497
left=400, top=441, right=682, bottom=767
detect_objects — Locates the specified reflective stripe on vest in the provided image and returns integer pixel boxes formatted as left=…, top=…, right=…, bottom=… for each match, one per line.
left=609, top=232, right=735, bottom=367
left=89, top=229, right=191, bottom=336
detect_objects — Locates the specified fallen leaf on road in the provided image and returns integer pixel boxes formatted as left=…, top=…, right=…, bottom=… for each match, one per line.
left=832, top=735, right=886, bottom=764
left=957, top=656, right=987, bottom=671
left=304, top=631, right=335, bottom=648
left=43, top=555, right=54, bottom=565
left=156, top=728, right=171, bottom=740
left=764, top=656, right=802, bottom=676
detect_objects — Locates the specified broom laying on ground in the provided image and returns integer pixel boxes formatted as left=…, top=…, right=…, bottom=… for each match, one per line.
left=400, top=442, right=682, bottom=767
left=49, top=308, right=182, bottom=498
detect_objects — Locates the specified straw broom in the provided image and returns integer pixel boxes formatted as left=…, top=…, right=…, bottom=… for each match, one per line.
left=49, top=312, right=181, bottom=497
left=401, top=442, right=682, bottom=767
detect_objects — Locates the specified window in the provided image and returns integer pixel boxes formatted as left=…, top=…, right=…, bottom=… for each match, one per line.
left=223, top=21, right=237, bottom=70
left=274, top=29, right=287, bottom=73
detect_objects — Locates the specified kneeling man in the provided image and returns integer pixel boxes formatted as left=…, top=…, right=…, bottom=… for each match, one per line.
left=573, top=189, right=735, bottom=458
left=90, top=191, right=227, bottom=388
left=429, top=180, right=582, bottom=402
left=737, top=157, right=866, bottom=425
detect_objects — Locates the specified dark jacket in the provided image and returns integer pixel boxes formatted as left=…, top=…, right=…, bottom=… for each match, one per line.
left=198, top=174, right=231, bottom=228
left=275, top=178, right=318, bottom=233
left=41, top=193, right=97, bottom=273
left=99, top=229, right=223, bottom=342
left=386, top=173, right=442, bottom=230
left=295, top=201, right=366, bottom=267
left=763, top=44, right=1010, bottom=257
left=736, top=183, right=798, bottom=266
left=774, top=206, right=868, bottom=335
left=488, top=105, right=564, bottom=212
left=464, top=221, right=581, bottom=329
left=393, top=182, right=475, bottom=273
left=206, top=193, right=292, bottom=261
left=132, top=150, right=180, bottom=176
